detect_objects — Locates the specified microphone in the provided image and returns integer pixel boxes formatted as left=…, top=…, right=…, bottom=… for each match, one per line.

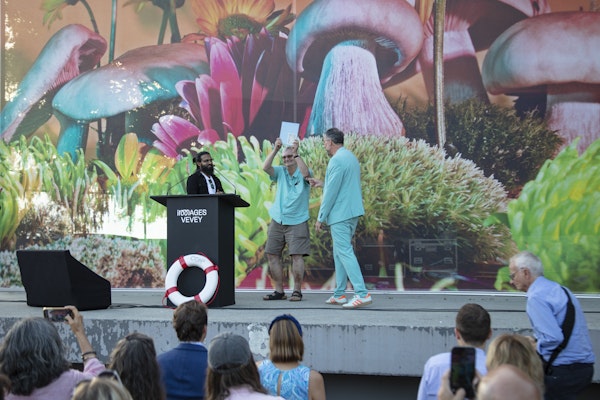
left=214, top=169, right=237, bottom=195
left=166, top=174, right=188, bottom=195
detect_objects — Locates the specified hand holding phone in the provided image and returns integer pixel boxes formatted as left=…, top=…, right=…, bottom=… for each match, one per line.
left=43, top=307, right=74, bottom=322
left=450, top=347, right=476, bottom=398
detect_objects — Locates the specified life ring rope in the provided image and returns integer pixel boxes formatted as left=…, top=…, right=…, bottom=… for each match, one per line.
left=163, top=253, right=220, bottom=307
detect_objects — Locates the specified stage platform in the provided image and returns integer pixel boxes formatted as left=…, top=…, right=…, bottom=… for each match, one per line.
left=1, top=289, right=599, bottom=383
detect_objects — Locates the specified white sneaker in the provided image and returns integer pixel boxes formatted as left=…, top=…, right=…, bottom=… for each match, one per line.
left=325, top=295, right=348, bottom=305
left=342, top=294, right=372, bottom=309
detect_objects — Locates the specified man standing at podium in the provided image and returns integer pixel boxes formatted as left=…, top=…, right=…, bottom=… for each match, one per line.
left=262, top=138, right=312, bottom=302
left=187, top=151, right=224, bottom=194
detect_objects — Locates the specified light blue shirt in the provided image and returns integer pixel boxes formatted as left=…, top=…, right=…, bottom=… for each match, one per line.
left=417, top=348, right=487, bottom=400
left=269, top=165, right=311, bottom=225
left=318, top=147, right=364, bottom=225
left=258, top=359, right=310, bottom=400
left=527, top=276, right=595, bottom=365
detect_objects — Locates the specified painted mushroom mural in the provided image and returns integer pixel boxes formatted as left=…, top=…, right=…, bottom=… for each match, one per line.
left=482, top=11, right=600, bottom=153
left=286, top=0, right=424, bottom=137
left=0, top=0, right=598, bottom=292
left=414, top=0, right=550, bottom=103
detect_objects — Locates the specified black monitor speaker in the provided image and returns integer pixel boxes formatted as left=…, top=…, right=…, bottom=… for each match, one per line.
left=17, top=250, right=111, bottom=310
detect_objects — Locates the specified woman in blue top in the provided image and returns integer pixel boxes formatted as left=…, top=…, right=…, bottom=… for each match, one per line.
left=258, top=315, right=326, bottom=400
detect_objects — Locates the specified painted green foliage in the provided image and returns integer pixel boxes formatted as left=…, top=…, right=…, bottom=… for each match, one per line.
left=494, top=139, right=600, bottom=291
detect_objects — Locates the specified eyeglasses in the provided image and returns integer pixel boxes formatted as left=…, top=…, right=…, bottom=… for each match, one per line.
left=509, top=268, right=523, bottom=280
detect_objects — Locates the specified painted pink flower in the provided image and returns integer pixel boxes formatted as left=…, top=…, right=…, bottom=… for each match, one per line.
left=151, top=115, right=219, bottom=159
left=174, top=29, right=314, bottom=143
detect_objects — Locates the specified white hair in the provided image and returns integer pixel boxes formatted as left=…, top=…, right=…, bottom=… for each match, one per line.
left=510, top=251, right=544, bottom=277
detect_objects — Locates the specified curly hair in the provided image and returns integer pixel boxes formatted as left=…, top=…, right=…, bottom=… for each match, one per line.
left=108, top=333, right=165, bottom=400
left=0, top=318, right=70, bottom=395
left=173, top=301, right=208, bottom=342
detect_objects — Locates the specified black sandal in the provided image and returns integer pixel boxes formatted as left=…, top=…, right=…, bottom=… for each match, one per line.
left=263, top=291, right=287, bottom=301
left=289, top=291, right=303, bottom=302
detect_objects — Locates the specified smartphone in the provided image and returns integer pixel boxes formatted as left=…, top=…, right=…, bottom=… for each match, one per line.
left=43, top=307, right=73, bottom=322
left=450, top=346, right=476, bottom=398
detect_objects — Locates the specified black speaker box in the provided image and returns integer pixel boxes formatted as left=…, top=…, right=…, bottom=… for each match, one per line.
left=17, top=250, right=111, bottom=310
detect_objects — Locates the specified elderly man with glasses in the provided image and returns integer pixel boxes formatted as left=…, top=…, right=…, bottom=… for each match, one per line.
left=509, top=251, right=595, bottom=400
left=261, top=138, right=312, bottom=302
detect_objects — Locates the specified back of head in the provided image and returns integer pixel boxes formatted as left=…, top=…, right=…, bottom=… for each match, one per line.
left=324, top=128, right=344, bottom=145
left=173, top=300, right=208, bottom=342
left=455, top=303, right=491, bottom=346
left=0, top=317, right=70, bottom=395
left=510, top=251, right=544, bottom=277
left=205, top=333, right=266, bottom=400
left=72, top=378, right=133, bottom=400
left=109, top=332, right=165, bottom=400
left=486, top=333, right=544, bottom=390
left=0, top=373, right=10, bottom=400
left=268, top=314, right=304, bottom=363
left=478, top=364, right=542, bottom=400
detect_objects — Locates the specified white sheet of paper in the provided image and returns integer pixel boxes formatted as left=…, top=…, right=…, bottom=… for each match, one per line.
left=279, top=121, right=300, bottom=147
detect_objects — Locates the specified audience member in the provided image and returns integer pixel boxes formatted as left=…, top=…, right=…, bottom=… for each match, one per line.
left=108, top=332, right=165, bottom=400
left=509, top=251, right=595, bottom=400
left=71, top=370, right=133, bottom=400
left=485, top=333, right=544, bottom=394
left=205, top=332, right=284, bottom=400
left=258, top=315, right=326, bottom=400
left=437, top=364, right=542, bottom=400
left=0, top=374, right=10, bottom=400
left=0, top=306, right=104, bottom=399
left=417, top=304, right=491, bottom=400
left=157, top=300, right=209, bottom=400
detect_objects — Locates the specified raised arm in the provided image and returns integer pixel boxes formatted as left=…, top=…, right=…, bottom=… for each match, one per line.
left=263, top=137, right=283, bottom=177
left=290, top=140, right=310, bottom=178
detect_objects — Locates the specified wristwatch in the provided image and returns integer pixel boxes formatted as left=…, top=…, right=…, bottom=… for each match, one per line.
left=294, top=155, right=300, bottom=158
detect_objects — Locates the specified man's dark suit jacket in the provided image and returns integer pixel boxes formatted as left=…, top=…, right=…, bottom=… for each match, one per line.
left=186, top=171, right=224, bottom=194
left=157, top=342, right=208, bottom=400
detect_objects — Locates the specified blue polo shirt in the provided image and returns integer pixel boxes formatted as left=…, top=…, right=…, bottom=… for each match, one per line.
left=269, top=166, right=311, bottom=225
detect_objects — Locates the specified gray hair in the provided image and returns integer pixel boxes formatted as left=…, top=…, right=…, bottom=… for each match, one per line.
left=324, top=128, right=344, bottom=145
left=0, top=318, right=70, bottom=395
left=510, top=251, right=544, bottom=277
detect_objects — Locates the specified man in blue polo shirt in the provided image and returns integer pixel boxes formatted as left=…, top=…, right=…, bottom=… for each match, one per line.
left=509, top=251, right=595, bottom=400
left=262, top=138, right=312, bottom=302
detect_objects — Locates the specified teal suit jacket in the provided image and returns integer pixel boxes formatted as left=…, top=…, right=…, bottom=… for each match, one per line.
left=318, top=147, right=365, bottom=225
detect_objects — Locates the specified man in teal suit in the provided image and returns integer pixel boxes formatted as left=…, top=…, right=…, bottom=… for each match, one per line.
left=309, top=128, right=372, bottom=309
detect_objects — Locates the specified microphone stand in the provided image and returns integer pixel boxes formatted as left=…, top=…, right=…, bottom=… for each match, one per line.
left=214, top=169, right=237, bottom=195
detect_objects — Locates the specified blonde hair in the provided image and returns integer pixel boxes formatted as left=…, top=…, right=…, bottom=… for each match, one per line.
left=72, top=378, right=133, bottom=400
left=486, top=334, right=544, bottom=392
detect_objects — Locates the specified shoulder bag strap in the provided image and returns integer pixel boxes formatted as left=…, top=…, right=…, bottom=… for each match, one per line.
left=544, top=287, right=575, bottom=374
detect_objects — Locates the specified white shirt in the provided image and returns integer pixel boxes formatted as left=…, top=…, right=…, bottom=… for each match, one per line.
left=417, top=347, right=487, bottom=400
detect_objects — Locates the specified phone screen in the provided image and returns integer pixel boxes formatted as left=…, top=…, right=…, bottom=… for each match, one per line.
left=43, top=307, right=73, bottom=322
left=450, top=347, right=476, bottom=398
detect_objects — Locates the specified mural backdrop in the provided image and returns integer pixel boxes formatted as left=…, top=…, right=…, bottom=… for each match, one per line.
left=1, top=0, right=599, bottom=293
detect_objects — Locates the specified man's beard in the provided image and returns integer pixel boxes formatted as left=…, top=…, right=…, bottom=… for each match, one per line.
left=201, top=165, right=214, bottom=175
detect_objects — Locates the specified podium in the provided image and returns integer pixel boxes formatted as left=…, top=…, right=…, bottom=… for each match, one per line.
left=151, top=194, right=249, bottom=307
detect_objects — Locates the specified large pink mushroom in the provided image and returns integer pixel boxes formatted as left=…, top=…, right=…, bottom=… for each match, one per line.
left=482, top=11, right=600, bottom=153
left=392, top=0, right=549, bottom=103
left=286, top=0, right=423, bottom=137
